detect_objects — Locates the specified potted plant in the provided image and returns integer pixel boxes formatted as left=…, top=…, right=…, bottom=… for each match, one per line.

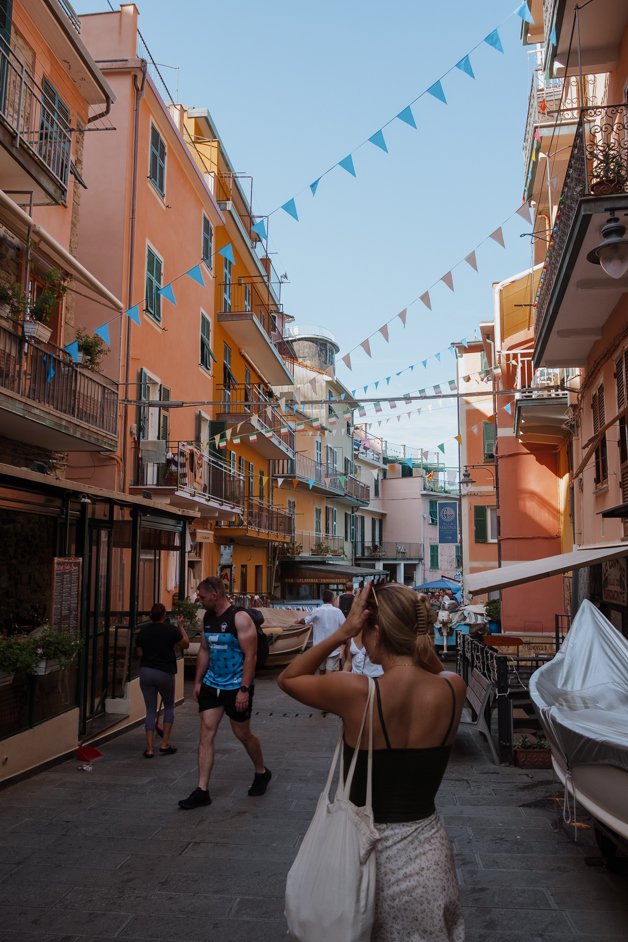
left=311, top=540, right=332, bottom=556
left=513, top=732, right=552, bottom=769
left=484, top=599, right=501, bottom=634
left=590, top=140, right=628, bottom=196
left=75, top=327, right=109, bottom=371
left=25, top=268, right=68, bottom=342
left=171, top=596, right=201, bottom=629
left=282, top=541, right=303, bottom=557
left=33, top=627, right=81, bottom=673
left=0, top=635, right=40, bottom=681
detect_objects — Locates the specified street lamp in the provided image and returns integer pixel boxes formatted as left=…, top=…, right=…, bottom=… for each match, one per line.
left=460, top=464, right=496, bottom=487
left=586, top=214, right=628, bottom=280
left=459, top=463, right=501, bottom=571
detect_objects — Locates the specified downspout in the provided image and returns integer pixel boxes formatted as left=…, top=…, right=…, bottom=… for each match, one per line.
left=121, top=59, right=147, bottom=492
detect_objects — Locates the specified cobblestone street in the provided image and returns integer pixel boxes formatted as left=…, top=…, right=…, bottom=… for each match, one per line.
left=0, top=672, right=626, bottom=941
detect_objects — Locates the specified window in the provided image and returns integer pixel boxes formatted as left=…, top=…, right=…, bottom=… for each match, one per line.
left=248, top=461, right=254, bottom=499
left=230, top=451, right=236, bottom=477
left=258, top=470, right=264, bottom=502
left=223, top=343, right=233, bottom=404
left=344, top=456, right=353, bottom=477
left=371, top=518, right=378, bottom=545
left=328, top=390, right=335, bottom=418
left=287, top=499, right=296, bottom=538
left=315, top=507, right=322, bottom=536
left=345, top=512, right=352, bottom=541
left=428, top=499, right=438, bottom=525
left=315, top=438, right=322, bottom=466
left=240, top=565, right=248, bottom=594
left=480, top=349, right=489, bottom=372
left=615, top=351, right=628, bottom=466
left=244, top=283, right=251, bottom=312
left=200, top=313, right=212, bottom=371
left=592, top=384, right=608, bottom=486
left=474, top=505, right=498, bottom=543
left=202, top=215, right=213, bottom=268
left=40, top=79, right=71, bottom=186
left=374, top=475, right=380, bottom=498
left=455, top=544, right=462, bottom=569
left=429, top=544, right=439, bottom=569
left=325, top=506, right=337, bottom=537
left=149, top=124, right=166, bottom=196
left=238, top=456, right=245, bottom=481
left=483, top=421, right=496, bottom=461
left=223, top=256, right=232, bottom=311
left=145, top=246, right=162, bottom=322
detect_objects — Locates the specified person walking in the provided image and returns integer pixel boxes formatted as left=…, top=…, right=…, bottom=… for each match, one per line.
left=343, top=628, right=384, bottom=677
left=338, top=580, right=355, bottom=618
left=296, top=589, right=345, bottom=673
left=136, top=602, right=189, bottom=758
left=178, top=576, right=271, bottom=810
left=279, top=582, right=466, bottom=941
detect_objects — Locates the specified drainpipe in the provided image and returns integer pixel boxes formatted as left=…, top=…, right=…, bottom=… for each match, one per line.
left=120, top=59, right=147, bottom=492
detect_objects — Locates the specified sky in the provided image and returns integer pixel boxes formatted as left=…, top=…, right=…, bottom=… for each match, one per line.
left=75, top=0, right=537, bottom=468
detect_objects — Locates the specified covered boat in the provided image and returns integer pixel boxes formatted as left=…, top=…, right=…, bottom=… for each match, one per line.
left=529, top=600, right=628, bottom=843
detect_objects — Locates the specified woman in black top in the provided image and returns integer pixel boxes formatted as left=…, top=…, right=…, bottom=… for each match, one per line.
left=136, top=603, right=189, bottom=758
left=279, top=583, right=466, bottom=941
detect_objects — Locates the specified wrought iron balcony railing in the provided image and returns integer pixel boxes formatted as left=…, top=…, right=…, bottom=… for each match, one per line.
left=134, top=441, right=244, bottom=508
left=0, top=320, right=117, bottom=435
left=499, top=352, right=574, bottom=399
left=355, top=541, right=423, bottom=560
left=279, top=531, right=346, bottom=557
left=272, top=454, right=369, bottom=502
left=218, top=497, right=293, bottom=537
left=535, top=104, right=628, bottom=337
left=0, top=40, right=71, bottom=191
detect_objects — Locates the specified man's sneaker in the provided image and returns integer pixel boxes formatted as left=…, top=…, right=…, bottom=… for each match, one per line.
left=178, top=787, right=211, bottom=810
left=248, top=767, right=272, bottom=796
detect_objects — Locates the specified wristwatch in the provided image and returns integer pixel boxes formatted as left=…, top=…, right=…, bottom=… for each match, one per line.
left=239, top=685, right=250, bottom=693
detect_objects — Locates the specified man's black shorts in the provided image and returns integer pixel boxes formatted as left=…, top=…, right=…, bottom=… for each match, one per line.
left=198, top=683, right=254, bottom=722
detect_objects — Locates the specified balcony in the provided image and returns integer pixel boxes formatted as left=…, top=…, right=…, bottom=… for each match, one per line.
left=216, top=497, right=293, bottom=542
left=355, top=541, right=423, bottom=561
left=501, top=353, right=572, bottom=446
left=217, top=383, right=295, bottom=458
left=344, top=474, right=370, bottom=505
left=535, top=104, right=628, bottom=368
left=543, top=0, right=628, bottom=77
left=0, top=39, right=72, bottom=204
left=353, top=440, right=384, bottom=466
left=272, top=453, right=344, bottom=495
left=0, top=320, right=118, bottom=451
left=279, top=531, right=347, bottom=558
left=218, top=285, right=294, bottom=385
left=130, top=441, right=244, bottom=518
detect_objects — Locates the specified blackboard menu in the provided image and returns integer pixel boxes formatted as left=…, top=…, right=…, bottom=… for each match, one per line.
left=51, top=557, right=81, bottom=634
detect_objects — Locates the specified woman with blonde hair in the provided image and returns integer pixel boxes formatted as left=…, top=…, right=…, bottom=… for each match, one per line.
left=279, top=582, right=466, bottom=941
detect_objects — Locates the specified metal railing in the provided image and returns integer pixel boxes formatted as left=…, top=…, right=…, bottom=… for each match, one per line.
left=499, top=352, right=573, bottom=398
left=354, top=442, right=384, bottom=465
left=355, top=541, right=423, bottom=560
left=58, top=0, right=82, bottom=33
left=279, top=531, right=346, bottom=557
left=0, top=321, right=118, bottom=435
left=0, top=40, right=71, bottom=191
left=218, top=383, right=295, bottom=453
left=536, top=104, right=628, bottom=336
left=272, top=454, right=369, bottom=502
left=345, top=475, right=370, bottom=503
left=134, top=441, right=244, bottom=508
left=218, top=497, right=293, bottom=537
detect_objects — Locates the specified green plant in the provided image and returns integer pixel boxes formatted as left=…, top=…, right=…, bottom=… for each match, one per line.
left=590, top=140, right=628, bottom=193
left=29, top=268, right=68, bottom=325
left=0, top=281, right=28, bottom=320
left=75, top=327, right=109, bottom=371
left=516, top=733, right=548, bottom=750
left=484, top=599, right=501, bottom=623
left=171, top=596, right=201, bottom=628
left=0, top=636, right=40, bottom=674
left=33, top=628, right=81, bottom=669
left=311, top=541, right=332, bottom=555
left=283, top=541, right=303, bottom=556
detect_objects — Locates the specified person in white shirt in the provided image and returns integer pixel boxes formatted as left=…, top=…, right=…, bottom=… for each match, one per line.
left=297, top=590, right=345, bottom=673
left=343, top=632, right=384, bottom=677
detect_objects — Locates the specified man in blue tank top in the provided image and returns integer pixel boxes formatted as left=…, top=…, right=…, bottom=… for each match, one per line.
left=178, top=576, right=271, bottom=809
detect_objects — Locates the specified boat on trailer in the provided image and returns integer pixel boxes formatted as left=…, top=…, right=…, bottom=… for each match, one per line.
left=529, top=599, right=628, bottom=849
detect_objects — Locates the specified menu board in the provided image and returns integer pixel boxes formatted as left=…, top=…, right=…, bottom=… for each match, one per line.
left=51, top=557, right=82, bottom=634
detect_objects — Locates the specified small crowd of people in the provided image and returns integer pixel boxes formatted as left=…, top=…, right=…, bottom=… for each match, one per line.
left=135, top=576, right=466, bottom=940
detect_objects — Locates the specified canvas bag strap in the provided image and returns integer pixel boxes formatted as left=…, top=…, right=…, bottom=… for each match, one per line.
left=335, top=676, right=375, bottom=810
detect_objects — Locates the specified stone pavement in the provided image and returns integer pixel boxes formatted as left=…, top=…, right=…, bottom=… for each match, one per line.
left=0, top=671, right=626, bottom=942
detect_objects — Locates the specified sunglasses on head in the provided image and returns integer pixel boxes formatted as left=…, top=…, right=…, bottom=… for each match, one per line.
left=367, top=577, right=389, bottom=612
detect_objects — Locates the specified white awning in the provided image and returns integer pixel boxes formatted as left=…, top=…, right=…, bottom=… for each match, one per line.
left=466, top=543, right=628, bottom=596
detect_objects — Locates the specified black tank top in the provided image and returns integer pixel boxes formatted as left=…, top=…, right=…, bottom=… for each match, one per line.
left=343, top=676, right=456, bottom=824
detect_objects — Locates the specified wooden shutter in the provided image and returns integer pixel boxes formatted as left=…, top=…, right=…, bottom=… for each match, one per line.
left=474, top=504, right=488, bottom=543
left=137, top=368, right=148, bottom=439
left=483, top=422, right=496, bottom=459
left=159, top=385, right=170, bottom=442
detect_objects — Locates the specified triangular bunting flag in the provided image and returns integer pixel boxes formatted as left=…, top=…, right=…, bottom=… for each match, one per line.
left=385, top=377, right=391, bottom=385
left=419, top=291, right=431, bottom=310
left=434, top=384, right=442, bottom=396
left=490, top=227, right=505, bottom=248
left=95, top=324, right=110, bottom=345
left=338, top=155, right=356, bottom=177
left=308, top=479, right=314, bottom=490
left=374, top=380, right=380, bottom=390
left=379, top=324, right=389, bottom=343
left=361, top=339, right=372, bottom=358
left=158, top=283, right=176, bottom=305
left=441, top=271, right=454, bottom=292
left=281, top=199, right=299, bottom=221
left=516, top=201, right=532, bottom=223
left=437, top=443, right=446, bottom=454
left=218, top=243, right=235, bottom=264
left=310, top=178, right=321, bottom=196
left=464, top=250, right=478, bottom=271
left=516, top=2, right=535, bottom=25
left=374, top=401, right=382, bottom=413
left=186, top=264, right=205, bottom=286
left=292, top=478, right=299, bottom=488
left=341, top=353, right=352, bottom=370
left=277, top=478, right=284, bottom=488
left=368, top=130, right=388, bottom=153
left=65, top=341, right=79, bottom=362
left=504, top=403, right=512, bottom=415
left=251, top=219, right=267, bottom=240
left=484, top=29, right=504, bottom=53
left=398, top=308, right=407, bottom=326
left=427, top=80, right=447, bottom=104
left=125, top=305, right=141, bottom=326
left=455, top=55, right=475, bottom=79
left=454, top=434, right=462, bottom=445
left=397, top=106, right=416, bottom=129
left=435, top=352, right=441, bottom=362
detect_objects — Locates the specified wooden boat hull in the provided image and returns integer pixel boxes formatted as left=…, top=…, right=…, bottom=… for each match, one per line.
left=551, top=754, right=628, bottom=842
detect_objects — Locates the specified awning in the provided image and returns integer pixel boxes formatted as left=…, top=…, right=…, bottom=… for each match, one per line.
left=601, top=503, right=628, bottom=519
left=283, top=564, right=383, bottom=584
left=466, top=543, right=628, bottom=596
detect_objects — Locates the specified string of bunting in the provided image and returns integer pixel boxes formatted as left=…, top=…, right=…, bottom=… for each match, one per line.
left=338, top=199, right=533, bottom=371
left=252, top=3, right=534, bottom=233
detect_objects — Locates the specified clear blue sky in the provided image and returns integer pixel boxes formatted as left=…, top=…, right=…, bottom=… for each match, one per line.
left=75, top=0, right=536, bottom=464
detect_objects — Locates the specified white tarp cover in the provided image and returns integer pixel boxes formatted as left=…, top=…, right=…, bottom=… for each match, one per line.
left=530, top=600, right=628, bottom=771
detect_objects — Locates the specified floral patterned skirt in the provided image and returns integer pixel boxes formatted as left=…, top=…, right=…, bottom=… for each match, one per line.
left=371, top=812, right=465, bottom=942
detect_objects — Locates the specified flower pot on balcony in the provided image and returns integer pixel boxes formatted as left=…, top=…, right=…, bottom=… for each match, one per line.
left=23, top=320, right=52, bottom=343
left=513, top=747, right=552, bottom=769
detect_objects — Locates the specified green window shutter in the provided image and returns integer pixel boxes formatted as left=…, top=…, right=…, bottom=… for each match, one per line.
left=159, top=385, right=170, bottom=441
left=429, top=499, right=437, bottom=525
left=137, top=368, right=148, bottom=439
left=429, top=544, right=439, bottom=569
left=483, top=422, right=495, bottom=460
left=474, top=505, right=488, bottom=543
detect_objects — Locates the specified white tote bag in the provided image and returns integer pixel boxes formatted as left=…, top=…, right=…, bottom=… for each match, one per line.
left=285, top=676, right=380, bottom=942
